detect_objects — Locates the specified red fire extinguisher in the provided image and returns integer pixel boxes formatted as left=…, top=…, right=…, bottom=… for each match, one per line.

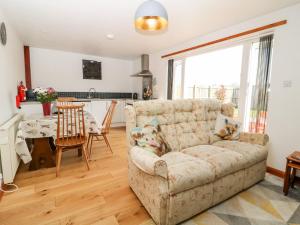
left=17, top=81, right=27, bottom=102
left=16, top=95, right=21, bottom=109
left=16, top=81, right=27, bottom=109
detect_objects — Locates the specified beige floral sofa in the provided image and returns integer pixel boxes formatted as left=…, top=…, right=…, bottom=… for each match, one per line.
left=125, top=99, right=269, bottom=225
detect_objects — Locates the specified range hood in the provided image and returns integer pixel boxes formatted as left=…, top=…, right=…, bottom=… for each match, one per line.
left=131, top=54, right=153, bottom=77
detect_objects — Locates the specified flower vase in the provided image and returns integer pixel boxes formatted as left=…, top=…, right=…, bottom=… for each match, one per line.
left=42, top=102, right=51, bottom=116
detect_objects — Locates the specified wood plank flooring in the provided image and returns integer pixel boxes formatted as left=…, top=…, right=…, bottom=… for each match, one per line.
left=0, top=128, right=151, bottom=225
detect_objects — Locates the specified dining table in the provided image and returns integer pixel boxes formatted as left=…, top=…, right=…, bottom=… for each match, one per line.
left=15, top=111, right=101, bottom=170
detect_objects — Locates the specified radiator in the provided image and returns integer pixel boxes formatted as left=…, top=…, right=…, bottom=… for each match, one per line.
left=0, top=114, right=23, bottom=184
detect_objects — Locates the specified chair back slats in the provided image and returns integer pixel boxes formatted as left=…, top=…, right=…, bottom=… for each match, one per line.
left=78, top=108, right=82, bottom=137
left=56, top=104, right=85, bottom=146
left=55, top=103, right=90, bottom=176
left=74, top=108, right=78, bottom=141
left=57, top=97, right=77, bottom=105
left=57, top=109, right=61, bottom=141
left=66, top=108, right=69, bottom=140
left=70, top=107, right=73, bottom=137
left=102, top=100, right=117, bottom=134
left=62, top=108, right=65, bottom=139
left=81, top=108, right=86, bottom=137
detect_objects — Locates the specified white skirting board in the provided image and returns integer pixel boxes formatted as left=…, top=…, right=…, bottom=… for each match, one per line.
left=0, top=114, right=23, bottom=184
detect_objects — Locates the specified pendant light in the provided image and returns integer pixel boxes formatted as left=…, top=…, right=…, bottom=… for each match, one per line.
left=135, top=0, right=168, bottom=31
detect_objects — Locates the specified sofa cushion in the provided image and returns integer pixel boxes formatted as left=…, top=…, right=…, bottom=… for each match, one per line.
left=131, top=118, right=168, bottom=156
left=133, top=100, right=237, bottom=152
left=182, top=145, right=246, bottom=178
left=213, top=140, right=268, bottom=167
left=161, top=152, right=215, bottom=194
left=214, top=114, right=240, bottom=140
left=134, top=100, right=175, bottom=127
left=193, top=100, right=221, bottom=131
left=168, top=100, right=210, bottom=150
left=174, top=121, right=210, bottom=150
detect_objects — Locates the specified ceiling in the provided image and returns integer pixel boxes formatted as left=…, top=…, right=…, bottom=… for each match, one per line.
left=0, top=0, right=299, bottom=59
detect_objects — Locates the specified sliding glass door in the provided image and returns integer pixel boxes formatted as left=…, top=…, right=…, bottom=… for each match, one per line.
left=171, top=36, right=273, bottom=132
left=183, top=45, right=243, bottom=119
left=244, top=36, right=273, bottom=133
left=172, top=60, right=184, bottom=100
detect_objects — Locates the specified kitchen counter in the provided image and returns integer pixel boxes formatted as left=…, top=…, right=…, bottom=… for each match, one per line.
left=21, top=98, right=139, bottom=105
left=19, top=98, right=151, bottom=127
left=19, top=98, right=137, bottom=127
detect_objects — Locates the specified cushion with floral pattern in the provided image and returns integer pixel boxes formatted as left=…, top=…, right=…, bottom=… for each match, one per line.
left=214, top=114, right=240, bottom=140
left=131, top=118, right=167, bottom=156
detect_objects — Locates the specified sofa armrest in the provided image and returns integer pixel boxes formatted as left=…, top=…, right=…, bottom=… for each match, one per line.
left=239, top=132, right=269, bottom=146
left=125, top=105, right=137, bottom=148
left=130, top=146, right=168, bottom=179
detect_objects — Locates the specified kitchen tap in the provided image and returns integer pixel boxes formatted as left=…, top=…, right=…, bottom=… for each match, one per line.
left=87, top=88, right=96, bottom=99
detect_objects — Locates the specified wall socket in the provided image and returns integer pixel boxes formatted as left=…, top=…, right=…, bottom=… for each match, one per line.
left=282, top=80, right=292, bottom=88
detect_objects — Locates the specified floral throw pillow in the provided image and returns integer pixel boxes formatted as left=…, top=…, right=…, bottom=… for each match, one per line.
left=214, top=114, right=240, bottom=140
left=131, top=118, right=167, bottom=157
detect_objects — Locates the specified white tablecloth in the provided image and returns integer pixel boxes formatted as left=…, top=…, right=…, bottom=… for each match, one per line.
left=16, top=112, right=101, bottom=164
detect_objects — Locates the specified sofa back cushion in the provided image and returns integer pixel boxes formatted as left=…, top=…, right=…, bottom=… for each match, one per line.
left=133, top=99, right=233, bottom=152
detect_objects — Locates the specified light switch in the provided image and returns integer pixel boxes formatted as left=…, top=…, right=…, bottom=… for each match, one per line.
left=282, top=80, right=292, bottom=88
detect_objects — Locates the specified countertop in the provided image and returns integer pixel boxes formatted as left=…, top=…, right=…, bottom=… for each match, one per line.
left=21, top=98, right=141, bottom=105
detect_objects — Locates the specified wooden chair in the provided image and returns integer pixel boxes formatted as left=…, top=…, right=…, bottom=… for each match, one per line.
left=55, top=104, right=90, bottom=176
left=87, top=100, right=117, bottom=158
left=57, top=97, right=77, bottom=106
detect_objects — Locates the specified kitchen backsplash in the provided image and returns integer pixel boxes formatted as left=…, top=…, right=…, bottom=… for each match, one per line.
left=26, top=90, right=133, bottom=101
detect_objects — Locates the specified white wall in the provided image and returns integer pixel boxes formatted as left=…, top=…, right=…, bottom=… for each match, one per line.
left=149, top=4, right=300, bottom=171
left=0, top=9, right=24, bottom=125
left=30, top=47, right=138, bottom=93
left=0, top=8, right=24, bottom=176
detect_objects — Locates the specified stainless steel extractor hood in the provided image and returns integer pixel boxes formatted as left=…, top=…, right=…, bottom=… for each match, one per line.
left=131, top=54, right=153, bottom=77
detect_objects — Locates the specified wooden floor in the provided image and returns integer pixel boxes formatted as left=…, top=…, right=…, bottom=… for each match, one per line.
left=0, top=128, right=151, bottom=225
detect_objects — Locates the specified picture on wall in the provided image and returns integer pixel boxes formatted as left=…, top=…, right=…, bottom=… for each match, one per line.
left=82, top=59, right=102, bottom=80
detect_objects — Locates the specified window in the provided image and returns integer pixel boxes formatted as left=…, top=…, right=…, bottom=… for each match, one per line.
left=170, top=35, right=274, bottom=129
left=172, top=60, right=184, bottom=99
left=244, top=36, right=273, bottom=133
left=183, top=45, right=243, bottom=118
left=244, top=41, right=260, bottom=132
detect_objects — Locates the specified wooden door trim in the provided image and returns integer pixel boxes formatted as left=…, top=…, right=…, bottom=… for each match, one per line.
left=161, top=20, right=287, bottom=59
left=24, top=46, right=32, bottom=89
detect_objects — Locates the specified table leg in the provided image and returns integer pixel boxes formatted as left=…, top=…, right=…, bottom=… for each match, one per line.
left=283, top=160, right=291, bottom=195
left=49, top=137, right=56, bottom=151
left=291, top=168, right=296, bottom=188
left=77, top=148, right=82, bottom=157
left=29, top=137, right=56, bottom=171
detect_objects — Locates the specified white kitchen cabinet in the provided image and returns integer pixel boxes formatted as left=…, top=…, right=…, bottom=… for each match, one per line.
left=91, top=101, right=108, bottom=124
left=19, top=101, right=92, bottom=116
left=112, top=100, right=125, bottom=124
left=19, top=102, right=51, bottom=115
left=19, top=99, right=126, bottom=127
left=80, top=102, right=92, bottom=113
left=91, top=100, right=125, bottom=127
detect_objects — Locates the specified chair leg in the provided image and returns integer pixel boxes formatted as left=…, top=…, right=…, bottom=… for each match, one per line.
left=283, top=163, right=291, bottom=195
left=89, top=134, right=94, bottom=159
left=56, top=147, right=62, bottom=177
left=103, top=134, right=113, bottom=154
left=291, top=168, right=296, bottom=188
left=82, top=145, right=90, bottom=170
left=87, top=133, right=91, bottom=151
left=87, top=133, right=92, bottom=158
